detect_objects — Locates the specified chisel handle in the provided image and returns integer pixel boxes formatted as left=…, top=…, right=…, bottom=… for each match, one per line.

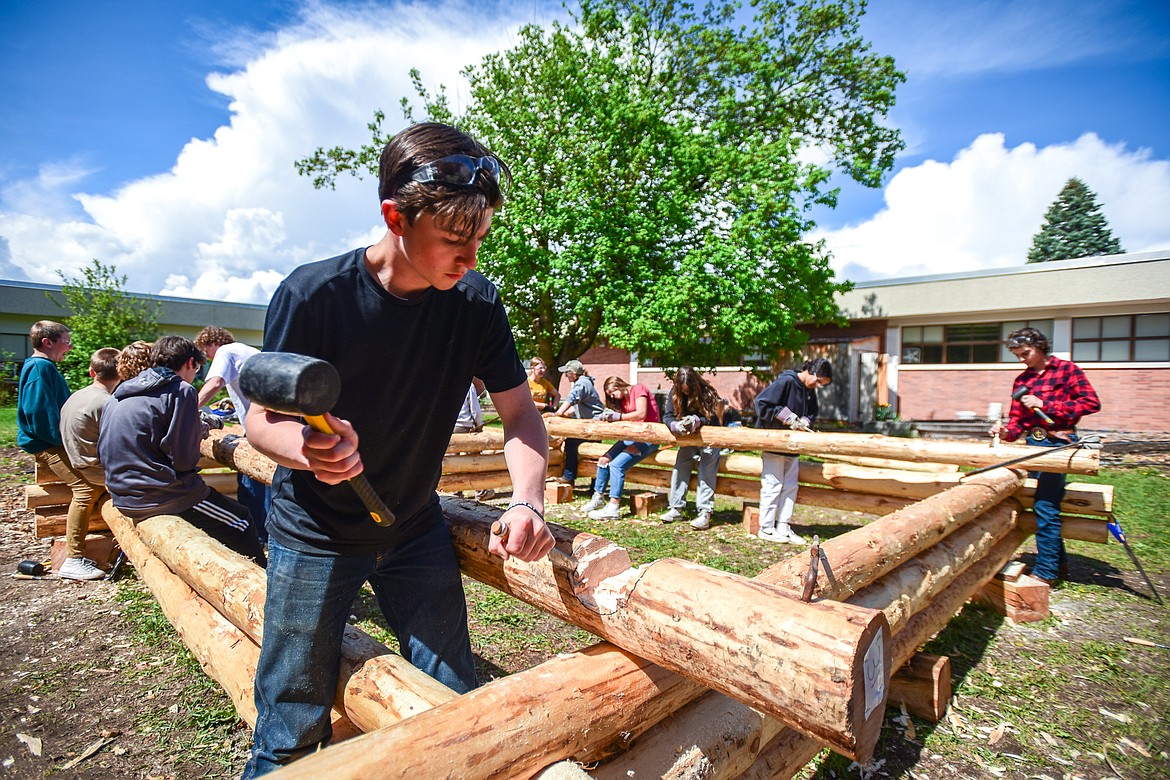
left=1124, top=636, right=1170, bottom=650
left=303, top=414, right=395, bottom=526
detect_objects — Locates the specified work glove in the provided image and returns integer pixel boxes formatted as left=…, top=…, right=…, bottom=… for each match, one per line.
left=775, top=406, right=797, bottom=426
left=200, top=409, right=225, bottom=430
left=790, top=416, right=812, bottom=432
left=598, top=408, right=621, bottom=422
left=668, top=420, right=686, bottom=435
left=683, top=414, right=703, bottom=433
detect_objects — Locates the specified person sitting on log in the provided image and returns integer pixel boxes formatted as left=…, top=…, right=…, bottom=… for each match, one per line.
left=98, top=335, right=266, bottom=566
left=56, top=347, right=122, bottom=572
left=661, top=366, right=740, bottom=530
left=753, top=357, right=833, bottom=544
left=580, top=376, right=661, bottom=521
left=549, top=359, right=606, bottom=485
left=116, top=340, right=154, bottom=381
left=989, top=326, right=1100, bottom=584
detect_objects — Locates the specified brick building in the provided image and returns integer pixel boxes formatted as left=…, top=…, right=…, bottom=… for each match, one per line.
left=566, top=250, right=1170, bottom=435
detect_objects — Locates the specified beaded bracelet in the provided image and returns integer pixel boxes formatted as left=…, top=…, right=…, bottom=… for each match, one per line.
left=504, top=500, right=545, bottom=522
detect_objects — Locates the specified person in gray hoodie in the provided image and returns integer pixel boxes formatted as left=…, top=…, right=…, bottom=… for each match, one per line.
left=98, top=335, right=265, bottom=564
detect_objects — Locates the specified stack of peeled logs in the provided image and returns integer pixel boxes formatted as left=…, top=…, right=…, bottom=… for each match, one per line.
left=96, top=419, right=1097, bottom=780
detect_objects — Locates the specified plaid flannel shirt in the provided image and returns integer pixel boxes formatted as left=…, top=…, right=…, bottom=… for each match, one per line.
left=1002, top=356, right=1101, bottom=442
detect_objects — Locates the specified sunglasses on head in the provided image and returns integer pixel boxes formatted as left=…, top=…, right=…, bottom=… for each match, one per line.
left=1005, top=335, right=1036, bottom=349
left=410, top=155, right=501, bottom=188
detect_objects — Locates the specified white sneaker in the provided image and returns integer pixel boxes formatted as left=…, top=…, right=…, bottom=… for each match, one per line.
left=759, top=525, right=806, bottom=545
left=588, top=502, right=622, bottom=521
left=690, top=511, right=711, bottom=530
left=661, top=508, right=684, bottom=524
left=580, top=494, right=606, bottom=513
left=58, top=557, right=106, bottom=581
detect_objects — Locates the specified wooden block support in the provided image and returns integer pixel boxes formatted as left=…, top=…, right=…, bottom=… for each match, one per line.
left=743, top=503, right=760, bottom=535
left=888, top=653, right=951, bottom=723
left=49, top=533, right=119, bottom=573
left=630, top=491, right=666, bottom=517
left=544, top=482, right=573, bottom=505
left=976, top=572, right=1050, bottom=623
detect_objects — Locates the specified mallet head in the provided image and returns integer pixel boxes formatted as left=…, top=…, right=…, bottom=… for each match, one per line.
left=239, top=352, right=340, bottom=417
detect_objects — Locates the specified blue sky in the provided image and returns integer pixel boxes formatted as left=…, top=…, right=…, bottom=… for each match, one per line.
left=1, top=0, right=1168, bottom=302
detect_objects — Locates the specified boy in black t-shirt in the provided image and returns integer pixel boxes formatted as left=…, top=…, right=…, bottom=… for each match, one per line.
left=242, top=123, right=554, bottom=777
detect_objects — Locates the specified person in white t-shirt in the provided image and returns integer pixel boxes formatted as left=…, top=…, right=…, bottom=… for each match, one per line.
left=195, top=326, right=268, bottom=539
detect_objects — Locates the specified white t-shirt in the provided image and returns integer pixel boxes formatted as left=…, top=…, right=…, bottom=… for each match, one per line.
left=207, top=342, right=260, bottom=431
left=454, top=384, right=483, bottom=432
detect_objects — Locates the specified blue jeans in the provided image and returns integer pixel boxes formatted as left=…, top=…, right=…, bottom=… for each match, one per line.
left=1029, top=435, right=1072, bottom=582
left=562, top=438, right=583, bottom=482
left=236, top=473, right=271, bottom=545
left=593, top=441, right=659, bottom=499
left=668, top=445, right=721, bottom=513
left=242, top=521, right=476, bottom=777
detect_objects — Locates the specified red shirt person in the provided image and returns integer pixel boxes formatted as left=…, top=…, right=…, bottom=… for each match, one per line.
left=990, top=327, right=1100, bottom=584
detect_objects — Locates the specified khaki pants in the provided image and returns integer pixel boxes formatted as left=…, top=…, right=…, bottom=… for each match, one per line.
left=35, top=447, right=103, bottom=559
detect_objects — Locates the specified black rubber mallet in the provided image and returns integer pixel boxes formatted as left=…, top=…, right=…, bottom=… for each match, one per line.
left=240, top=351, right=395, bottom=526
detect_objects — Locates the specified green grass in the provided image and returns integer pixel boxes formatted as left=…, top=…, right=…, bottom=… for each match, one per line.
left=114, top=575, right=249, bottom=774
left=0, top=405, right=17, bottom=447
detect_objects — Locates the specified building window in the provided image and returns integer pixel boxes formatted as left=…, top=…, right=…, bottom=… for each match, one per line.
left=1072, top=314, right=1170, bottom=362
left=901, top=320, right=1053, bottom=364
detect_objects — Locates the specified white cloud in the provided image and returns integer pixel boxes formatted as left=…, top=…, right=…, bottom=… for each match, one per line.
left=813, top=132, right=1170, bottom=281
left=0, top=1, right=548, bottom=302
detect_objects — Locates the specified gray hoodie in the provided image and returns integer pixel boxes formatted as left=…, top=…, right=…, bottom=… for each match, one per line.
left=98, top=367, right=210, bottom=518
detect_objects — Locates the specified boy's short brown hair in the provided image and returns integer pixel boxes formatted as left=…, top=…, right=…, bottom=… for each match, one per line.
left=151, top=335, right=206, bottom=372
left=29, top=320, right=69, bottom=346
left=90, top=348, right=121, bottom=381
left=194, top=326, right=235, bottom=350
left=377, top=122, right=508, bottom=242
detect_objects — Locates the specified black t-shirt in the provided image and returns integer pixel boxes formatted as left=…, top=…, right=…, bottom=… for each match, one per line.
left=261, top=248, right=526, bottom=554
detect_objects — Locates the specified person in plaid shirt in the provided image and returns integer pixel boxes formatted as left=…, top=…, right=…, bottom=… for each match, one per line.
left=990, top=326, right=1100, bottom=584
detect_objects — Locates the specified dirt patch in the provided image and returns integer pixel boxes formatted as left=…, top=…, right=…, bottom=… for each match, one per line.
left=0, top=448, right=251, bottom=779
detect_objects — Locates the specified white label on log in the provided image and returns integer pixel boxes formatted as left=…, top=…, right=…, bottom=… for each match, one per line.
left=863, top=626, right=886, bottom=719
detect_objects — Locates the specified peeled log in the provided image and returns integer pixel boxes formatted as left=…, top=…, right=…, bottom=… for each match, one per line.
left=759, top=469, right=1024, bottom=599
left=606, top=519, right=1032, bottom=780
left=577, top=441, right=1109, bottom=515
left=103, top=507, right=262, bottom=725
left=848, top=502, right=1019, bottom=635
left=125, top=510, right=459, bottom=731
left=266, top=641, right=704, bottom=780
left=446, top=429, right=507, bottom=453
left=443, top=499, right=889, bottom=760
left=544, top=418, right=1098, bottom=474
left=731, top=528, right=1032, bottom=780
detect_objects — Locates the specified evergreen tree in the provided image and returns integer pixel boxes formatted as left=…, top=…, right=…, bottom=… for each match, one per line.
left=48, top=260, right=160, bottom=389
left=1027, top=178, right=1124, bottom=263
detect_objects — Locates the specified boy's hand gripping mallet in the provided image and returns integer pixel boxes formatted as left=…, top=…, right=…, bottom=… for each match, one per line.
left=240, top=351, right=395, bottom=526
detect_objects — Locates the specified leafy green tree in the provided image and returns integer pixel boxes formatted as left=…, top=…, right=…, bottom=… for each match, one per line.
left=1027, top=177, right=1124, bottom=264
left=49, top=260, right=160, bottom=389
left=297, top=0, right=904, bottom=375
